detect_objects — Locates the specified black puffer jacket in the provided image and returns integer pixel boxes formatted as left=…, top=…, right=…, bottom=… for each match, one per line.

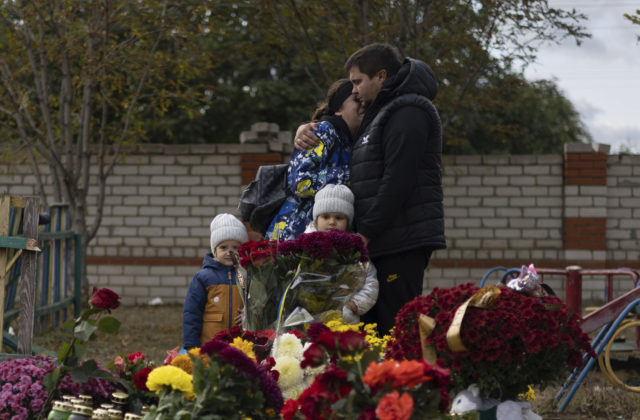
left=350, top=58, right=446, bottom=258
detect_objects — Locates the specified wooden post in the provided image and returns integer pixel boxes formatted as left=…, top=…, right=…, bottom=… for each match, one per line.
left=17, top=196, right=39, bottom=354
left=0, top=195, right=10, bottom=344
left=565, top=265, right=583, bottom=317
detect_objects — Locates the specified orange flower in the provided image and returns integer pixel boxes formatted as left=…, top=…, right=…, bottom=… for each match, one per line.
left=170, top=354, right=194, bottom=374
left=391, top=360, right=431, bottom=389
left=363, top=360, right=431, bottom=390
left=363, top=360, right=394, bottom=389
left=375, top=390, right=414, bottom=420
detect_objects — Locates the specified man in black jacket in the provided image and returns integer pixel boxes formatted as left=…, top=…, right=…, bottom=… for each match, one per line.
left=295, top=43, right=446, bottom=335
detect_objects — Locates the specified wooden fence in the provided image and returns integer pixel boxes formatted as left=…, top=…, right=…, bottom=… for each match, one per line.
left=1, top=195, right=81, bottom=357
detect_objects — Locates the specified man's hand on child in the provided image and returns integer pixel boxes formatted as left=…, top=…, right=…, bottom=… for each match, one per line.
left=294, top=122, right=319, bottom=150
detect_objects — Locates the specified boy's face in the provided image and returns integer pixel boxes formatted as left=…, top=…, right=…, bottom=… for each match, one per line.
left=316, top=212, right=348, bottom=232
left=213, top=240, right=242, bottom=266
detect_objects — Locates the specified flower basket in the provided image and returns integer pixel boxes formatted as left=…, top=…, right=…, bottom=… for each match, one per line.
left=387, top=282, right=594, bottom=400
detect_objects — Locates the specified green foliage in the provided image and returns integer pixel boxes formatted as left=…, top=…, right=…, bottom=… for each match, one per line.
left=625, top=9, right=640, bottom=41
left=1, top=0, right=596, bottom=157
left=175, top=0, right=591, bottom=153
left=445, top=73, right=593, bottom=154
left=38, top=294, right=122, bottom=419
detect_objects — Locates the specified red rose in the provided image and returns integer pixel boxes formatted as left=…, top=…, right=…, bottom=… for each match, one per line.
left=338, top=330, right=368, bottom=353
left=127, top=352, right=145, bottom=364
left=133, top=367, right=151, bottom=391
left=307, top=322, right=330, bottom=341
left=300, top=343, right=325, bottom=368
left=316, top=330, right=338, bottom=351
left=90, top=287, right=120, bottom=312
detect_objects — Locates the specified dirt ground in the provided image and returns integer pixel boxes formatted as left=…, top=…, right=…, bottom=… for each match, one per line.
left=31, top=303, right=184, bottom=368
left=28, top=304, right=640, bottom=419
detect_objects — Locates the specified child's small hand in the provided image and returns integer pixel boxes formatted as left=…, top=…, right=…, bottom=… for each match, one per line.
left=233, top=308, right=243, bottom=327
left=345, top=300, right=358, bottom=314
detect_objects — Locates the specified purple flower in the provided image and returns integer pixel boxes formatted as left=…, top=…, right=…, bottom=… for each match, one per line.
left=201, top=339, right=284, bottom=411
left=0, top=355, right=114, bottom=418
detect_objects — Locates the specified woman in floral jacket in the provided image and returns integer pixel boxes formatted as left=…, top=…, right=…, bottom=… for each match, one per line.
left=266, top=79, right=363, bottom=241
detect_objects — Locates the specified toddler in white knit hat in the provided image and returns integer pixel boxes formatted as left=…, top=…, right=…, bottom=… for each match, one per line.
left=182, top=214, right=248, bottom=349
left=309, top=185, right=379, bottom=324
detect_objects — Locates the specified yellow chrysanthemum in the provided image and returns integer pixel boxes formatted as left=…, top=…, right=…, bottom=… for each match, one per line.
left=230, top=337, right=257, bottom=361
left=272, top=333, right=303, bottom=360
left=274, top=355, right=304, bottom=390
left=171, top=354, right=194, bottom=374
left=326, top=318, right=360, bottom=332
left=170, top=348, right=210, bottom=373
left=518, top=385, right=536, bottom=402
left=146, top=365, right=195, bottom=400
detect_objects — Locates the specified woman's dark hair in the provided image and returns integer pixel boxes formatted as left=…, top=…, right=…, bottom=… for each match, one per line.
left=311, top=79, right=353, bottom=122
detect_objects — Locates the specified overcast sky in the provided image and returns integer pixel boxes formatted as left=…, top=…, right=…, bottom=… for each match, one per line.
left=523, top=0, right=640, bottom=154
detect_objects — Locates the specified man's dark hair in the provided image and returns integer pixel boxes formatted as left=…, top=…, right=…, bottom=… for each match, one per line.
left=344, top=43, right=403, bottom=78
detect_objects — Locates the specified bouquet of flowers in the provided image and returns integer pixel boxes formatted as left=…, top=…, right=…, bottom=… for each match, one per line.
left=281, top=321, right=451, bottom=420
left=386, top=282, right=594, bottom=400
left=278, top=230, right=368, bottom=329
left=238, top=239, right=298, bottom=331
left=108, top=351, right=157, bottom=413
left=145, top=339, right=283, bottom=419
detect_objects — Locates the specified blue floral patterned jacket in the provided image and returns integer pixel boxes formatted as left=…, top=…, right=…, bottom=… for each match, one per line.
left=266, top=116, right=352, bottom=240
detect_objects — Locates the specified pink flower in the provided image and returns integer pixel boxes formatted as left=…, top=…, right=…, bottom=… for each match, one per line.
left=113, top=356, right=125, bottom=374
left=163, top=347, right=181, bottom=365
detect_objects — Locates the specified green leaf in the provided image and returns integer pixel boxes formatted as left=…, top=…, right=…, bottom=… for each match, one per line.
left=74, top=319, right=98, bottom=341
left=57, top=341, right=72, bottom=363
left=98, top=316, right=121, bottom=334
left=62, top=318, right=76, bottom=331
left=42, top=369, right=61, bottom=392
left=70, top=366, right=89, bottom=383
left=81, top=359, right=98, bottom=372
left=81, top=307, right=103, bottom=319
left=73, top=341, right=87, bottom=361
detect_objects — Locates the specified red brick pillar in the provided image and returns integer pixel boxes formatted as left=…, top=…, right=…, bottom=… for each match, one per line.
left=240, top=153, right=286, bottom=240
left=563, top=143, right=608, bottom=253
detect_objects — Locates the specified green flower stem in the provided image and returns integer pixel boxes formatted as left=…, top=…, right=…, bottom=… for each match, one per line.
left=36, top=317, right=82, bottom=420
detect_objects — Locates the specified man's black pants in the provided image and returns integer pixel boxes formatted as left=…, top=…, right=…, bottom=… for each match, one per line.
left=361, top=248, right=432, bottom=336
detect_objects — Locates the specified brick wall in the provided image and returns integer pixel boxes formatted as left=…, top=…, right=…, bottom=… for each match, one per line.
left=1, top=138, right=639, bottom=305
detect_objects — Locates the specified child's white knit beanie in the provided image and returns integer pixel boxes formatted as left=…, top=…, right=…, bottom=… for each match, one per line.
left=313, top=184, right=354, bottom=226
left=209, top=214, right=248, bottom=253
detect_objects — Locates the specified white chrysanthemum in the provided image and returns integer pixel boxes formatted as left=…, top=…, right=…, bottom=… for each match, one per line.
left=272, top=333, right=304, bottom=360
left=275, top=355, right=304, bottom=390
left=282, top=383, right=306, bottom=400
